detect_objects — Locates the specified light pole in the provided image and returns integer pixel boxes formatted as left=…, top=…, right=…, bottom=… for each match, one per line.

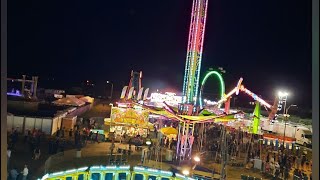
left=107, top=81, right=113, bottom=100
left=278, top=91, right=289, bottom=116
left=109, top=103, right=114, bottom=131
left=282, top=104, right=297, bottom=148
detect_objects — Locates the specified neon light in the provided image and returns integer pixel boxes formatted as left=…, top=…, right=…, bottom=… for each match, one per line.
left=160, top=170, right=173, bottom=176
left=77, top=167, right=88, bottom=171
left=38, top=165, right=178, bottom=179
left=252, top=101, right=261, bottom=134
left=133, top=167, right=145, bottom=171
left=199, top=70, right=225, bottom=108
left=40, top=174, right=49, bottom=180
left=119, top=165, right=130, bottom=170
left=240, top=86, right=272, bottom=108
left=176, top=173, right=186, bottom=178
left=65, top=169, right=76, bottom=173
left=150, top=92, right=182, bottom=107
left=51, top=171, right=64, bottom=176
left=106, top=166, right=117, bottom=169
left=183, top=0, right=208, bottom=105
left=90, top=166, right=101, bottom=170
left=216, top=87, right=237, bottom=105
left=235, top=77, right=243, bottom=95
left=7, top=92, right=23, bottom=97
left=147, top=168, right=158, bottom=173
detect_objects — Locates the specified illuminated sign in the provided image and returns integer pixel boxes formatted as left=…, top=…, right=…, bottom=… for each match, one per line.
left=150, top=92, right=182, bottom=107
left=111, top=107, right=149, bottom=126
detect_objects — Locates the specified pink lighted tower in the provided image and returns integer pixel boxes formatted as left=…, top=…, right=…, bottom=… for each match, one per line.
left=176, top=0, right=209, bottom=161
left=182, top=0, right=208, bottom=106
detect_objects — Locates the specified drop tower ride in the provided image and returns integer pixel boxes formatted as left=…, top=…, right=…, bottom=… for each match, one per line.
left=176, top=0, right=209, bottom=161
left=182, top=0, right=208, bottom=106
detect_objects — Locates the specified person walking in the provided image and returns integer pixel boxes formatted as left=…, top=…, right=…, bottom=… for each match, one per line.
left=61, top=127, right=65, bottom=138
left=10, top=167, right=19, bottom=180
left=34, top=147, right=41, bottom=160
left=7, top=148, right=11, bottom=168
left=21, top=165, right=28, bottom=180
left=56, top=128, right=60, bottom=138
left=119, top=134, right=123, bottom=144
left=69, top=129, right=73, bottom=139
left=23, top=129, right=29, bottom=143
left=284, top=167, right=289, bottom=180
left=89, top=131, right=94, bottom=143
left=95, top=132, right=99, bottom=143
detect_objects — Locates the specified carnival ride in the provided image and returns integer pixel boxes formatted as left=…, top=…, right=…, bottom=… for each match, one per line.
left=37, top=165, right=182, bottom=180
left=199, top=70, right=225, bottom=109
left=120, top=70, right=149, bottom=102
left=182, top=0, right=208, bottom=105
left=36, top=0, right=285, bottom=179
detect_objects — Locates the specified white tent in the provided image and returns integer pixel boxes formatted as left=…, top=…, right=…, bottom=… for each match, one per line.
left=79, top=96, right=94, bottom=104
left=53, top=97, right=85, bottom=107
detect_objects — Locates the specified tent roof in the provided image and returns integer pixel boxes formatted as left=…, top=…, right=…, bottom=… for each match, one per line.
left=53, top=97, right=85, bottom=107
left=79, top=96, right=94, bottom=103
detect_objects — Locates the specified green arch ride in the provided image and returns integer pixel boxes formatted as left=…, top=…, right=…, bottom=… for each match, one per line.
left=199, top=70, right=225, bottom=108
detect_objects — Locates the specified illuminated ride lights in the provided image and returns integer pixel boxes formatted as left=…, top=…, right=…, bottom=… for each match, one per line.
left=38, top=166, right=178, bottom=180
left=7, top=92, right=23, bottom=97
left=150, top=92, right=183, bottom=108
left=215, top=78, right=272, bottom=110
left=199, top=70, right=225, bottom=109
left=182, top=0, right=209, bottom=105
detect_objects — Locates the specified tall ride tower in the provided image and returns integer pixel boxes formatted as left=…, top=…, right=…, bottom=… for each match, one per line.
left=176, top=0, right=209, bottom=162
left=182, top=0, right=208, bottom=105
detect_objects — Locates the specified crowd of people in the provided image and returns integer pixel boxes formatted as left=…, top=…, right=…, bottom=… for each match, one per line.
left=261, top=144, right=312, bottom=179
left=7, top=127, right=42, bottom=180
left=6, top=120, right=313, bottom=180
left=160, top=136, right=177, bottom=150
left=193, top=123, right=313, bottom=180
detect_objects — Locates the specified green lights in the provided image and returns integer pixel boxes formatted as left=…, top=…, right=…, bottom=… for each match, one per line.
left=199, top=71, right=225, bottom=108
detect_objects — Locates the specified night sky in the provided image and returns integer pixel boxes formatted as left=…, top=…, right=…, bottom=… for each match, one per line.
left=8, top=0, right=312, bottom=108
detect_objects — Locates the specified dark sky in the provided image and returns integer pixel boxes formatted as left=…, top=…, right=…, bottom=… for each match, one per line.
left=8, top=0, right=312, bottom=108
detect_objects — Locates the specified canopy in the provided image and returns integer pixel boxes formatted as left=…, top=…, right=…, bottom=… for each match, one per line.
left=160, top=127, right=178, bottom=135
left=133, top=102, right=242, bottom=123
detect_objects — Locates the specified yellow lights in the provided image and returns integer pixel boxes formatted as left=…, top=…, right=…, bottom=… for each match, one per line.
left=182, top=169, right=190, bottom=176
left=193, top=155, right=200, bottom=162
left=146, top=140, right=152, bottom=145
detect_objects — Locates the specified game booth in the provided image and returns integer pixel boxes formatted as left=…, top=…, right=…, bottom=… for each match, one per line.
left=104, top=106, right=155, bottom=142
